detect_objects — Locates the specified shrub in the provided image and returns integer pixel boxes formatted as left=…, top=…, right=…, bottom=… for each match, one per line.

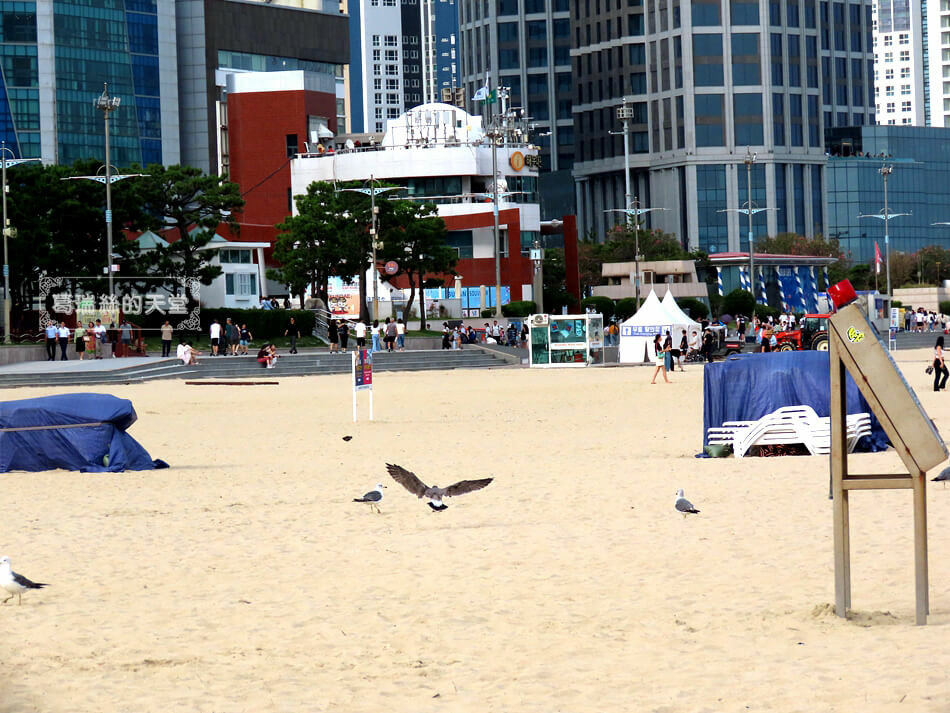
left=939, top=301, right=950, bottom=315
left=890, top=299, right=902, bottom=308
left=676, top=297, right=709, bottom=319
left=754, top=304, right=780, bottom=321
left=721, top=289, right=755, bottom=318
left=580, top=296, right=615, bottom=319
left=143, top=307, right=316, bottom=340
left=614, top=297, right=639, bottom=321
left=502, top=300, right=537, bottom=317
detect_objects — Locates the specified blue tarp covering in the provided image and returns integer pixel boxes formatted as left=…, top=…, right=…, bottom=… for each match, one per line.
left=703, top=351, right=889, bottom=451
left=0, top=394, right=166, bottom=473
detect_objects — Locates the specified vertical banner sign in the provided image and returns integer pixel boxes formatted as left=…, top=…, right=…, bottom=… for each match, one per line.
left=352, top=348, right=374, bottom=421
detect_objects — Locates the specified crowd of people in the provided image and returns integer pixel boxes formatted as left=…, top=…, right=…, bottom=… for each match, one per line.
left=42, top=318, right=137, bottom=361
left=438, top=320, right=527, bottom=350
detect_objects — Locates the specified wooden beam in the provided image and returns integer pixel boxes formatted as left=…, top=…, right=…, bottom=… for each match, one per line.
left=830, top=332, right=851, bottom=616
left=185, top=381, right=280, bottom=386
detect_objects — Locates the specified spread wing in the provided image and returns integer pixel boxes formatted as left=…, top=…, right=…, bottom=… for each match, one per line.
left=386, top=463, right=430, bottom=498
left=444, top=478, right=493, bottom=498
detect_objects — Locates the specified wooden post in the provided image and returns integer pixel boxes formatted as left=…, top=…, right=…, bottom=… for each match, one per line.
left=912, top=473, right=928, bottom=624
left=830, top=331, right=851, bottom=616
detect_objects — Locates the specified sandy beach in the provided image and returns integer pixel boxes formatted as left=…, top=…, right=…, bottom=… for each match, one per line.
left=2, top=349, right=950, bottom=712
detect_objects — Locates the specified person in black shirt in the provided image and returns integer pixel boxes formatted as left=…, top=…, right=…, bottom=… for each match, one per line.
left=285, top=317, right=300, bottom=354
left=327, top=318, right=339, bottom=353
left=339, top=320, right=349, bottom=353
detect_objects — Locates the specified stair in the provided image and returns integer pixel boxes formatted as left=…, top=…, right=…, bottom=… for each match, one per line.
left=0, top=348, right=515, bottom=389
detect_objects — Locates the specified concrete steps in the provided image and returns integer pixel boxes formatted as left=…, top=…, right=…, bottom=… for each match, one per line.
left=0, top=349, right=515, bottom=389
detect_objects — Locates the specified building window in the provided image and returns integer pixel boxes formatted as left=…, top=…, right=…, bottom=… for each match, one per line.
left=386, top=79, right=399, bottom=89
left=695, top=93, right=725, bottom=146
left=225, top=273, right=257, bottom=296
left=885, top=86, right=894, bottom=96
left=373, top=64, right=381, bottom=75
left=374, top=78, right=382, bottom=89
left=285, top=134, right=298, bottom=156
left=373, top=50, right=381, bottom=61
left=899, top=32, right=909, bottom=44
left=900, top=50, right=910, bottom=61
left=375, top=107, right=383, bottom=118
left=693, top=34, right=724, bottom=86
left=375, top=92, right=382, bottom=103
left=901, top=67, right=910, bottom=78
left=884, top=35, right=892, bottom=46
left=372, top=35, right=380, bottom=46
left=901, top=84, right=911, bottom=94
left=886, top=102, right=895, bottom=112
left=387, top=92, right=399, bottom=103
left=901, top=100, right=912, bottom=110
left=386, top=64, right=398, bottom=75
left=884, top=52, right=893, bottom=62
left=385, top=35, right=398, bottom=46
left=385, top=50, right=398, bottom=61
left=387, top=107, right=400, bottom=117
left=885, top=68, right=894, bottom=79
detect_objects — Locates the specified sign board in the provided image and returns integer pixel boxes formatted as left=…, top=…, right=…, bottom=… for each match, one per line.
left=384, top=261, right=399, bottom=275
left=354, top=348, right=373, bottom=390
left=890, top=307, right=900, bottom=330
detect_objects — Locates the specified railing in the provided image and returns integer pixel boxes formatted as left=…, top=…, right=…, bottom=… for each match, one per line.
left=310, top=307, right=332, bottom=344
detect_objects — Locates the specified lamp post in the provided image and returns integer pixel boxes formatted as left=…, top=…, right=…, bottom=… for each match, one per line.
left=530, top=237, right=545, bottom=313
left=718, top=149, right=772, bottom=303
left=95, top=84, right=121, bottom=297
left=605, top=199, right=668, bottom=312
left=859, top=163, right=909, bottom=301
left=1, top=143, right=41, bottom=343
left=342, top=175, right=401, bottom=321
left=614, top=99, right=635, bottom=224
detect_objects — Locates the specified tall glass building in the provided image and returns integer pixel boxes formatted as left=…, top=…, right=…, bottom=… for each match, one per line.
left=826, top=125, right=950, bottom=262
left=570, top=0, right=877, bottom=251
left=0, top=0, right=178, bottom=164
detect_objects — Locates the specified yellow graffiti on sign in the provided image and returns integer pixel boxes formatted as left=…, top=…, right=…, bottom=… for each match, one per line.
left=847, top=326, right=865, bottom=343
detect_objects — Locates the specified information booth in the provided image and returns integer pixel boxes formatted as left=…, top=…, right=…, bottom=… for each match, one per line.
left=528, top=313, right=605, bottom=367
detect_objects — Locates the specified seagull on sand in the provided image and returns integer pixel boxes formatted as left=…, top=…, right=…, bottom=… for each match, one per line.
left=932, top=466, right=950, bottom=487
left=354, top=483, right=386, bottom=513
left=0, top=556, right=48, bottom=605
left=386, top=463, right=493, bottom=511
left=674, top=489, right=700, bottom=518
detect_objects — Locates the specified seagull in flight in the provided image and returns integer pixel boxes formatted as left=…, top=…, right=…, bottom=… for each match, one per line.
left=0, top=556, right=48, bottom=605
left=386, top=463, right=493, bottom=511
left=353, top=483, right=386, bottom=513
left=674, top=489, right=700, bottom=518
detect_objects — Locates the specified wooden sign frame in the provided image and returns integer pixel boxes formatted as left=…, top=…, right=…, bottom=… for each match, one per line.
left=828, top=303, right=947, bottom=625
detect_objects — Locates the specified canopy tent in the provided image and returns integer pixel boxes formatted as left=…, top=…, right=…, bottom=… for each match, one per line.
left=702, top=351, right=887, bottom=451
left=0, top=394, right=168, bottom=473
left=661, top=290, right=703, bottom=330
left=619, top=290, right=700, bottom=363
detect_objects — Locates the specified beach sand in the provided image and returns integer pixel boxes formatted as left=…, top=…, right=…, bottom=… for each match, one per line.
left=2, top=349, right=950, bottom=712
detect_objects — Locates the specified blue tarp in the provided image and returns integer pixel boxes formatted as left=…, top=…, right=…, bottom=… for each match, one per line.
left=703, top=351, right=889, bottom=451
left=0, top=394, right=167, bottom=473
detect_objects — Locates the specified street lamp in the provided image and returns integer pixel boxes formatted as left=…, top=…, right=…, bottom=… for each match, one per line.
left=612, top=98, right=636, bottom=224
left=342, top=175, right=401, bottom=321
left=96, top=84, right=120, bottom=297
left=605, top=199, right=668, bottom=312
left=530, top=237, right=545, bottom=313
left=1, top=142, right=41, bottom=343
left=859, top=163, right=909, bottom=301
left=717, top=148, right=772, bottom=302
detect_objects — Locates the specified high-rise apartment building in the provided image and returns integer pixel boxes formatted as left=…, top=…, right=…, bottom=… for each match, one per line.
left=348, top=0, right=459, bottom=133
left=571, top=0, right=876, bottom=252
left=872, top=0, right=925, bottom=126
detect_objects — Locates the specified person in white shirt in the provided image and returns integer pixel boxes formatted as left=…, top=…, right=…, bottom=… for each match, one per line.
left=209, top=319, right=222, bottom=356
left=354, top=320, right=367, bottom=348
left=94, top=320, right=108, bottom=359
left=57, top=323, right=70, bottom=361
left=176, top=342, right=199, bottom=365
left=396, top=318, right=406, bottom=350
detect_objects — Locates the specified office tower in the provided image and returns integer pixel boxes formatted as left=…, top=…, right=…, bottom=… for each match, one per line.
left=571, top=0, right=877, bottom=252
left=0, top=0, right=178, bottom=164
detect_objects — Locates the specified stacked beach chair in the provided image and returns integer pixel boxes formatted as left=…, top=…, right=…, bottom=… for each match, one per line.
left=707, top=405, right=872, bottom=457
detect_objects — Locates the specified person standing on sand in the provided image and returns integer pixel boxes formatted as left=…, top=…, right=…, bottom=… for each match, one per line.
left=651, top=334, right=670, bottom=384
left=934, top=336, right=949, bottom=391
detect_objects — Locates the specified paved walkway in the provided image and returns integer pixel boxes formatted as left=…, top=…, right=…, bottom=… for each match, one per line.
left=0, top=356, right=176, bottom=375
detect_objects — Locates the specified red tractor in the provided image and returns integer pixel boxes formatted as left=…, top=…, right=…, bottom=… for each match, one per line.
left=773, top=314, right=831, bottom=351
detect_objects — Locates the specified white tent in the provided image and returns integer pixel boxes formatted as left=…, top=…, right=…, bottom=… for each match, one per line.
left=661, top=291, right=702, bottom=345
left=618, top=290, right=676, bottom=363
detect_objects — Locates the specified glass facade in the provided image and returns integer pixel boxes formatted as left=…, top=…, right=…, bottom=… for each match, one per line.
left=826, top=126, right=950, bottom=262
left=696, top=164, right=727, bottom=253
left=0, top=1, right=166, bottom=162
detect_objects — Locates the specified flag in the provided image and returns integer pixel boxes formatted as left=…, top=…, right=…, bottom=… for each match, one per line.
left=472, top=72, right=490, bottom=102
left=875, top=241, right=882, bottom=274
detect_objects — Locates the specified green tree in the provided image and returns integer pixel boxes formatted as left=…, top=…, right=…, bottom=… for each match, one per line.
left=133, top=164, right=244, bottom=301
left=542, top=248, right=576, bottom=313
left=755, top=232, right=841, bottom=258
left=722, top=288, right=755, bottom=318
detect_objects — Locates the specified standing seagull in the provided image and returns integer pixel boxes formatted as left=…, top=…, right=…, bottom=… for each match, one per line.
left=353, top=483, right=386, bottom=513
left=0, top=556, right=48, bottom=605
left=674, top=489, right=700, bottom=518
left=932, top=466, right=950, bottom=487
left=386, top=463, right=493, bottom=511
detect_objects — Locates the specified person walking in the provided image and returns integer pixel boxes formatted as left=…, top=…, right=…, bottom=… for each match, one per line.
left=395, top=318, right=406, bottom=350
left=370, top=319, right=381, bottom=352
left=934, top=336, right=949, bottom=391
left=44, top=321, right=58, bottom=361
left=160, top=320, right=173, bottom=357
left=94, top=319, right=107, bottom=359
left=339, top=320, right=350, bottom=353
left=328, top=317, right=339, bottom=353
left=74, top=322, right=86, bottom=360
left=209, top=319, right=222, bottom=356
left=663, top=330, right=674, bottom=373
left=119, top=319, right=132, bottom=357
left=57, top=322, right=70, bottom=360
left=441, top=322, right=451, bottom=349
left=677, top=329, right=688, bottom=371
left=384, top=317, right=397, bottom=351
left=285, top=316, right=300, bottom=354
left=239, top=323, right=252, bottom=355
left=226, top=318, right=240, bottom=355
left=650, top=333, right=670, bottom=384
left=354, top=319, right=367, bottom=349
